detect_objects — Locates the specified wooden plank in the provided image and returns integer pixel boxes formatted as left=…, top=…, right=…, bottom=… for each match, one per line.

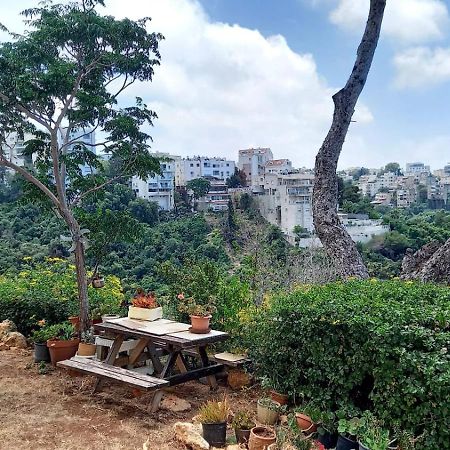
left=69, top=357, right=167, bottom=385
left=128, top=338, right=150, bottom=366
left=165, top=364, right=224, bottom=386
left=94, top=322, right=229, bottom=348
left=213, top=352, right=250, bottom=367
left=105, top=318, right=190, bottom=336
left=58, top=359, right=168, bottom=390
left=198, top=346, right=218, bottom=390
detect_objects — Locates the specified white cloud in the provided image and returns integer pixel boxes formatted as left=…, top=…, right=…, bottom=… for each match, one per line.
left=393, top=46, right=450, bottom=88
left=330, top=0, right=450, bottom=45
left=101, top=0, right=373, bottom=167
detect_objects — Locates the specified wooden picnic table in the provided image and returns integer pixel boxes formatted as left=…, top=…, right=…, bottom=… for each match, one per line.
left=59, top=317, right=228, bottom=411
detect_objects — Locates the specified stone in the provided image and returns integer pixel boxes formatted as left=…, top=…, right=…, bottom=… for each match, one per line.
left=3, top=331, right=28, bottom=349
left=160, top=394, right=192, bottom=412
left=0, top=320, right=16, bottom=339
left=173, top=422, right=209, bottom=450
left=0, top=343, right=10, bottom=351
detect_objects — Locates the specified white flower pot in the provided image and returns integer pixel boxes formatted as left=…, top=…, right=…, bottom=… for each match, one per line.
left=128, top=306, right=163, bottom=321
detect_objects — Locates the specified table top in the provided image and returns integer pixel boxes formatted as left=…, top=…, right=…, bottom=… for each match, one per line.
left=94, top=317, right=229, bottom=348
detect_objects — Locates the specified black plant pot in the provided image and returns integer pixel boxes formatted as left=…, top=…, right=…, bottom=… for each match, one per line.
left=34, top=342, right=51, bottom=362
left=318, top=431, right=339, bottom=449
left=202, top=422, right=227, bottom=448
left=336, top=434, right=358, bottom=450
left=235, top=428, right=251, bottom=445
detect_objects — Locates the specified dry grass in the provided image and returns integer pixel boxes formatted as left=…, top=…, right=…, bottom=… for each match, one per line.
left=0, top=349, right=258, bottom=450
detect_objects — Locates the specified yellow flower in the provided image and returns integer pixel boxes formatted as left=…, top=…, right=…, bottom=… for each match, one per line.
left=22, top=256, right=32, bottom=261
left=370, top=278, right=378, bottom=283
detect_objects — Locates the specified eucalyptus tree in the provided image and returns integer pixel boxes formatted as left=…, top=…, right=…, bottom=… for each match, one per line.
left=0, top=0, right=163, bottom=332
left=313, top=0, right=386, bottom=279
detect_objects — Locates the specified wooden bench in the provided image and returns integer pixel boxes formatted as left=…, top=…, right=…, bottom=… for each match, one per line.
left=57, top=357, right=169, bottom=392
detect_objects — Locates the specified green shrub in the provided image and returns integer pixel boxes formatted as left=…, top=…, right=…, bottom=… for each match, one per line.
left=0, top=259, right=125, bottom=335
left=248, top=280, right=450, bottom=449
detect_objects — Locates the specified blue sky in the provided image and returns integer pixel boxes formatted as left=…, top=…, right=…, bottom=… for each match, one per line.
left=2, top=0, right=450, bottom=170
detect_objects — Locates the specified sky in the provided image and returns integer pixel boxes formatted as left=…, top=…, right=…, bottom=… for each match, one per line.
left=1, top=0, right=450, bottom=170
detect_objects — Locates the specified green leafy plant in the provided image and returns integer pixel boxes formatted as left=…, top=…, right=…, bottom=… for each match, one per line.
left=177, top=292, right=216, bottom=317
left=357, top=411, right=390, bottom=450
left=198, top=397, right=229, bottom=424
left=45, top=322, right=76, bottom=341
left=231, top=411, right=255, bottom=430
left=338, top=417, right=360, bottom=438
left=258, top=397, right=282, bottom=412
left=80, top=327, right=95, bottom=344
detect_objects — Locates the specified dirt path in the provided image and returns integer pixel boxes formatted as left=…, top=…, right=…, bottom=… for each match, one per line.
left=0, top=349, right=257, bottom=450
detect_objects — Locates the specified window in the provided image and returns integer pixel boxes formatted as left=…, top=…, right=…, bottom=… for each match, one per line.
left=190, top=163, right=193, bottom=167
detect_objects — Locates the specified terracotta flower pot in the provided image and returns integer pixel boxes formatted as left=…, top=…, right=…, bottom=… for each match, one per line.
left=295, top=413, right=317, bottom=433
left=77, top=342, right=96, bottom=357
left=270, top=390, right=288, bottom=405
left=190, top=315, right=211, bottom=333
left=68, top=316, right=80, bottom=331
left=249, top=426, right=276, bottom=450
left=47, top=339, right=79, bottom=366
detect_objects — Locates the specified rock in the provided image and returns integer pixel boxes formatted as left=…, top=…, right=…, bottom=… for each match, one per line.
left=0, top=320, right=16, bottom=339
left=173, top=422, right=209, bottom=450
left=160, top=394, right=192, bottom=412
left=227, top=368, right=252, bottom=390
left=3, top=331, right=28, bottom=349
left=224, top=445, right=243, bottom=450
left=0, top=343, right=10, bottom=351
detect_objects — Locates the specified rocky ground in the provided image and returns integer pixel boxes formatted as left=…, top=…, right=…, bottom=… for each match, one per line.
left=0, top=348, right=258, bottom=450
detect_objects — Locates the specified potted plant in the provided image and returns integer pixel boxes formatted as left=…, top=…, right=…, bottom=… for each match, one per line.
left=336, top=417, right=360, bottom=450
left=257, top=397, right=282, bottom=425
left=77, top=327, right=96, bottom=357
left=198, top=397, right=229, bottom=448
left=177, top=293, right=216, bottom=333
left=30, top=320, right=52, bottom=363
left=249, top=426, right=276, bottom=450
left=232, top=410, right=256, bottom=445
left=357, top=412, right=391, bottom=450
left=128, top=290, right=162, bottom=321
left=46, top=322, right=79, bottom=366
left=316, top=411, right=338, bottom=449
left=261, top=375, right=289, bottom=406
left=295, top=402, right=322, bottom=434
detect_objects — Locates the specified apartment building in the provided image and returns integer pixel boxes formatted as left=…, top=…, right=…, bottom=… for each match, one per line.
left=397, top=188, right=417, bottom=208
left=131, top=153, right=176, bottom=210
left=196, top=179, right=231, bottom=212
left=175, top=156, right=235, bottom=186
left=238, top=147, right=273, bottom=190
left=64, top=128, right=96, bottom=176
left=405, top=162, right=430, bottom=176
left=1, top=132, right=34, bottom=173
left=265, top=159, right=292, bottom=174
left=256, top=171, right=315, bottom=242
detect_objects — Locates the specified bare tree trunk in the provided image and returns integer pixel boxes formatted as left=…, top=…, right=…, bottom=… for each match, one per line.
left=313, top=0, right=386, bottom=279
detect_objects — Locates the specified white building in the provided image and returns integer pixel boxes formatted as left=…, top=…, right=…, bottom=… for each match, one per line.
left=238, top=147, right=273, bottom=191
left=1, top=132, right=34, bottom=173
left=131, top=153, right=176, bottom=210
left=265, top=159, right=293, bottom=174
left=175, top=156, right=235, bottom=187
left=64, top=128, right=96, bottom=176
left=197, top=179, right=231, bottom=212
left=405, top=162, right=430, bottom=176
left=256, top=171, right=315, bottom=242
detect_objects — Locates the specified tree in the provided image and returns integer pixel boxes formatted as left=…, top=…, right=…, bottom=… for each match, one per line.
left=226, top=168, right=247, bottom=188
left=383, top=162, right=401, bottom=175
left=312, top=0, right=386, bottom=279
left=186, top=178, right=211, bottom=209
left=0, top=0, right=162, bottom=332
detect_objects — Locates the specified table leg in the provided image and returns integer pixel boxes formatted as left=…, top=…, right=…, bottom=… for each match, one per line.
left=147, top=342, right=164, bottom=375
left=93, top=334, right=124, bottom=393
left=198, top=346, right=218, bottom=391
left=127, top=338, right=150, bottom=367
left=149, top=347, right=180, bottom=412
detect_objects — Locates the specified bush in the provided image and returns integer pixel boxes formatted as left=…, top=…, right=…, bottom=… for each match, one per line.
left=0, top=258, right=125, bottom=335
left=248, top=280, right=450, bottom=449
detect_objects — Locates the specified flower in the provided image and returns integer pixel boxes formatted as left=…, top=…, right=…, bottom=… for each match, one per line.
left=177, top=293, right=185, bottom=300
left=37, top=319, right=46, bottom=327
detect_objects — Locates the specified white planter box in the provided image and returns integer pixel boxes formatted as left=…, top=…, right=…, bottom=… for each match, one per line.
left=128, top=306, right=163, bottom=321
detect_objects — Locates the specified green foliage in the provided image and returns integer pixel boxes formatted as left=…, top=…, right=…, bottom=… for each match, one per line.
left=357, top=411, right=391, bottom=450
left=248, top=280, right=450, bottom=449
left=258, top=397, right=281, bottom=411
left=187, top=178, right=211, bottom=200
left=0, top=259, right=124, bottom=335
left=226, top=168, right=247, bottom=188
left=232, top=411, right=255, bottom=430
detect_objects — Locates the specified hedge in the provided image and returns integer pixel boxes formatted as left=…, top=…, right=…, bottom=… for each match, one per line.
left=0, top=258, right=125, bottom=335
left=248, top=280, right=450, bottom=449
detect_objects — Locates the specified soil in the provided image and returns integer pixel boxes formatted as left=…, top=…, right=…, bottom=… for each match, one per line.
left=0, top=349, right=259, bottom=450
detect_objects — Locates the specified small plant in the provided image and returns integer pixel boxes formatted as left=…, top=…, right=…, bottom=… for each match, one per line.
left=258, top=397, right=283, bottom=412
left=177, top=292, right=216, bottom=317
left=198, top=396, right=229, bottom=424
left=393, top=426, right=415, bottom=450
left=38, top=361, right=50, bottom=375
left=80, top=327, right=95, bottom=344
left=357, top=411, right=390, bottom=450
left=232, top=411, right=255, bottom=430
left=44, top=322, right=76, bottom=341
left=30, top=320, right=58, bottom=344
left=337, top=417, right=360, bottom=438
left=131, top=289, right=159, bottom=309
left=296, top=402, right=324, bottom=424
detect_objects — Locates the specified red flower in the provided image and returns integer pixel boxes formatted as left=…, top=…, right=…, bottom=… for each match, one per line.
left=177, top=293, right=185, bottom=300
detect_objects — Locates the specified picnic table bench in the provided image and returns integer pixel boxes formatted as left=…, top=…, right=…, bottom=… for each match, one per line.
left=57, top=317, right=229, bottom=411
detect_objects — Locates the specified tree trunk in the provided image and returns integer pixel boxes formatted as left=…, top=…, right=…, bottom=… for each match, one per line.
left=312, top=0, right=386, bottom=279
